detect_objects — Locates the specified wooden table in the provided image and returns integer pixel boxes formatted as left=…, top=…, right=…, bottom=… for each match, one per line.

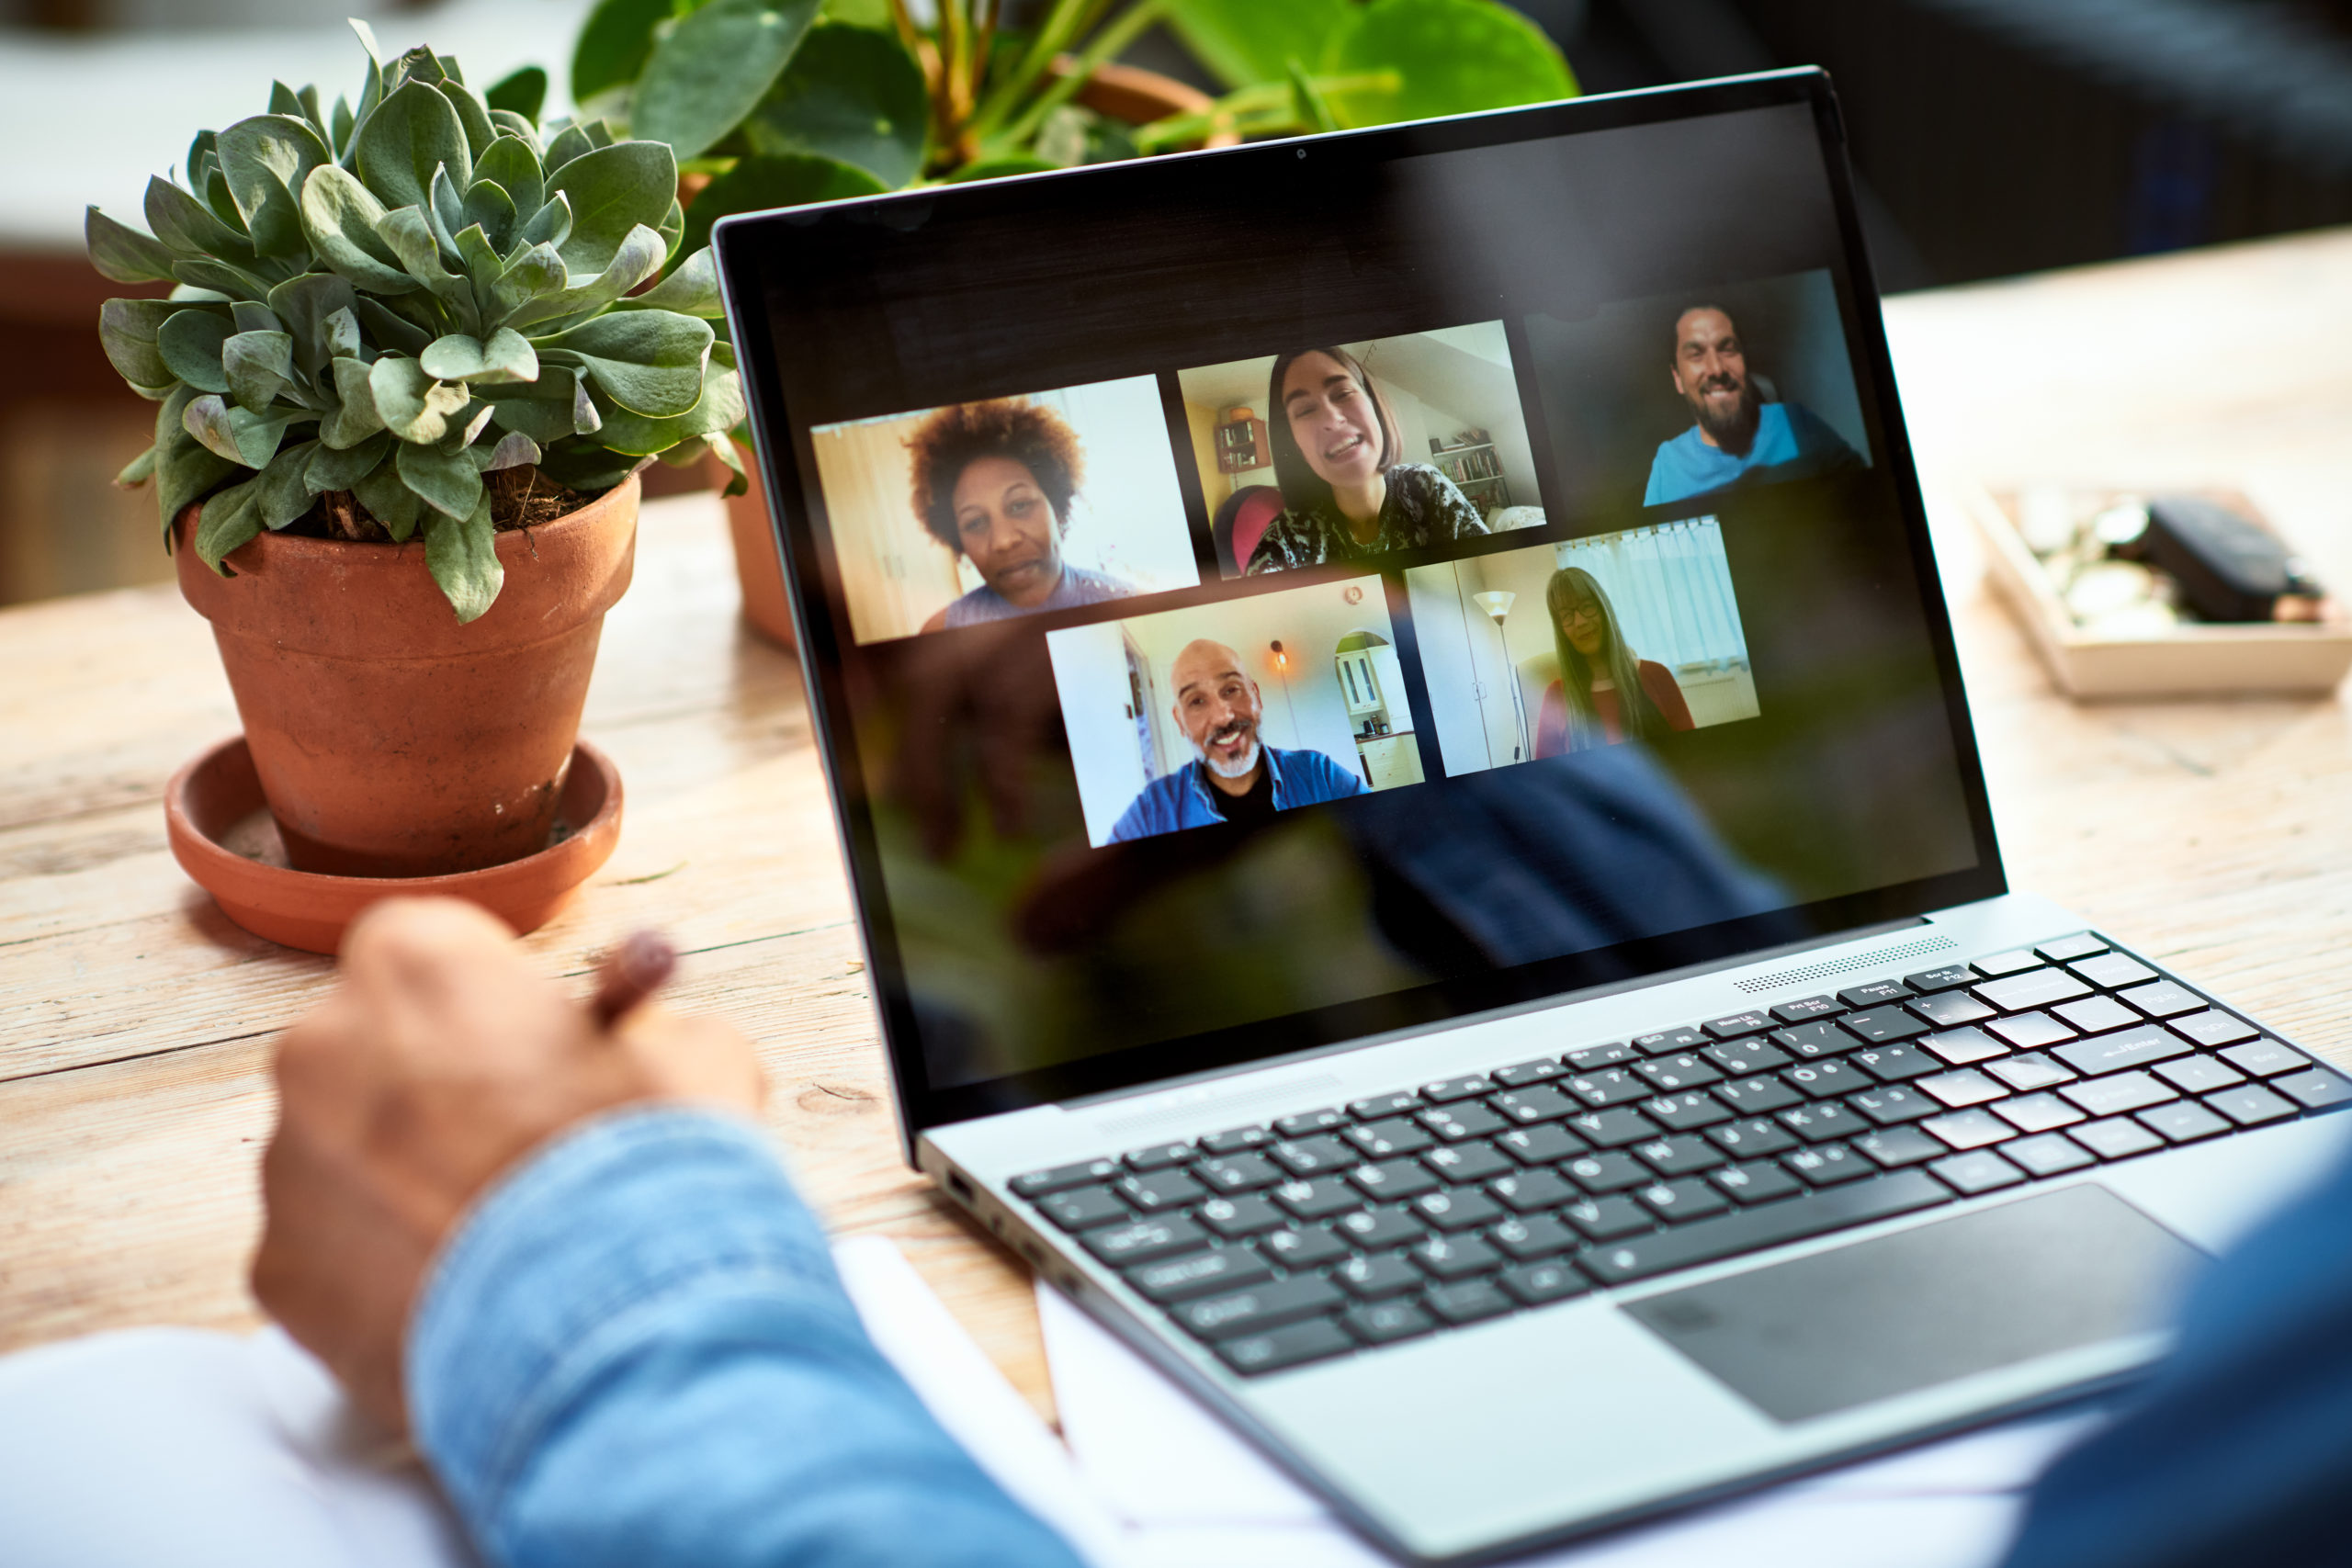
left=7, top=228, right=2352, bottom=1430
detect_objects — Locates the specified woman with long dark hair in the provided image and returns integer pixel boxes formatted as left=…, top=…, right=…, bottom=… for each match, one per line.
left=1243, top=346, right=1487, bottom=574
left=1532, top=567, right=1695, bottom=755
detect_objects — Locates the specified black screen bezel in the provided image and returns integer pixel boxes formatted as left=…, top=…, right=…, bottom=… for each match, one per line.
left=714, top=68, right=2006, bottom=1157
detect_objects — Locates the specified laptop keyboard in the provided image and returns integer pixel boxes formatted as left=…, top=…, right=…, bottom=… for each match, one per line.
left=1009, top=933, right=2351, bottom=1376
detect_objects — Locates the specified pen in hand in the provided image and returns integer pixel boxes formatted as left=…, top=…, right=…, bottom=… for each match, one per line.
left=590, top=930, right=677, bottom=1029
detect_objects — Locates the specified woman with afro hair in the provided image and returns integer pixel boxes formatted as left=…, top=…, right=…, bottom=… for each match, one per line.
left=909, top=398, right=1135, bottom=632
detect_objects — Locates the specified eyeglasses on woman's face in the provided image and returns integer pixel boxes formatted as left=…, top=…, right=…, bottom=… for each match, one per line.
left=1559, top=600, right=1602, bottom=628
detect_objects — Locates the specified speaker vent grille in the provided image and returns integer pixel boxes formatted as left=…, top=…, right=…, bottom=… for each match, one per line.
left=1095, top=1072, right=1345, bottom=1142
left=1735, top=935, right=1958, bottom=995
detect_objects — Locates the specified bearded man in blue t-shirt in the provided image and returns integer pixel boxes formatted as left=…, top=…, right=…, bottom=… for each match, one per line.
left=1644, top=305, right=1860, bottom=506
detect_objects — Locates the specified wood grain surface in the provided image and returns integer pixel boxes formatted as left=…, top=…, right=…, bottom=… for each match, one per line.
left=5, top=229, right=2351, bottom=1436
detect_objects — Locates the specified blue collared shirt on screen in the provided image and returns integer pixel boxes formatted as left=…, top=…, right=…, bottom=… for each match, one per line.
left=1643, top=401, right=1857, bottom=506
left=1105, top=745, right=1365, bottom=842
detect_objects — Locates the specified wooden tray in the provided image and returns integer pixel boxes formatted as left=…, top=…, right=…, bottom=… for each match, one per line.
left=1957, top=481, right=2352, bottom=698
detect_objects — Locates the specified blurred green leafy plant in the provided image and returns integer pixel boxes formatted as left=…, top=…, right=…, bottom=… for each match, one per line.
left=88, top=21, right=739, bottom=623
left=573, top=0, right=1576, bottom=251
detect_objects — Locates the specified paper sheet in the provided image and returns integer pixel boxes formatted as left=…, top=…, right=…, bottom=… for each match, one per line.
left=0, top=1240, right=1119, bottom=1568
left=1036, top=1281, right=2106, bottom=1567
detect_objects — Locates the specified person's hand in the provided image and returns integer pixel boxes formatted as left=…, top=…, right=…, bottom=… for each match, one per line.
left=251, top=897, right=764, bottom=1435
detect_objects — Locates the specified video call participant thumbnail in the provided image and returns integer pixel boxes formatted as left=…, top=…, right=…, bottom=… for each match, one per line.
left=1537, top=566, right=1694, bottom=755
left=1247, top=347, right=1488, bottom=574
left=1110, top=638, right=1364, bottom=840
left=1646, top=306, right=1860, bottom=506
left=910, top=398, right=1134, bottom=631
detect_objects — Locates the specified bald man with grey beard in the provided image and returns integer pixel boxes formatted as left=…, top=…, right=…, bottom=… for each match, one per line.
left=1105, top=637, right=1365, bottom=842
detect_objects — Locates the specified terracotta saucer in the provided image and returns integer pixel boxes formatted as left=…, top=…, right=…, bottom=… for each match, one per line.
left=165, top=737, right=624, bottom=955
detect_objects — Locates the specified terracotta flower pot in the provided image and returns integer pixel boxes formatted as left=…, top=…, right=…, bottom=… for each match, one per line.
left=175, top=475, right=639, bottom=878
left=722, top=453, right=799, bottom=649
left=715, top=62, right=1228, bottom=651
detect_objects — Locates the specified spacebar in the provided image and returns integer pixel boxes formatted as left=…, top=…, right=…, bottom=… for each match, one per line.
left=1577, top=1172, right=1952, bottom=1286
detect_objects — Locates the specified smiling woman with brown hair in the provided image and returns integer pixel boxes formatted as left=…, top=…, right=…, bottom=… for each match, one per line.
left=1243, top=346, right=1487, bottom=574
left=909, top=398, right=1135, bottom=632
left=1533, top=566, right=1693, bottom=755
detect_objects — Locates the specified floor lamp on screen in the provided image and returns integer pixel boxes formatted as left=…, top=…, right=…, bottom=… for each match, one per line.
left=1472, top=591, right=1528, bottom=762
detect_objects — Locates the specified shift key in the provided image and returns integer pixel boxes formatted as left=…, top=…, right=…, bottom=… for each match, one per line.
left=1577, top=1172, right=1951, bottom=1286
left=1176, top=1274, right=1348, bottom=1340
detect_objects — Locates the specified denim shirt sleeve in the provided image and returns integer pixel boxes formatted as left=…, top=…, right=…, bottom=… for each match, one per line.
left=407, top=1107, right=1087, bottom=1568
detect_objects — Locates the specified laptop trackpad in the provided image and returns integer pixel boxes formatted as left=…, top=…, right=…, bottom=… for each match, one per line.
left=1622, top=1184, right=2202, bottom=1423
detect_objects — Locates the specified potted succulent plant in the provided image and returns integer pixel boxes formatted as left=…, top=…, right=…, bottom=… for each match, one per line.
left=90, top=22, right=739, bottom=878
left=569, top=0, right=1577, bottom=646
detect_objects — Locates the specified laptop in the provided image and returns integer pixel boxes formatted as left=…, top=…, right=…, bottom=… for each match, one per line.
left=712, top=69, right=2352, bottom=1563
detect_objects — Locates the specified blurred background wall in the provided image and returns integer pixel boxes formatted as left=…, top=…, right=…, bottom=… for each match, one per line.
left=6, top=0, right=2352, bottom=604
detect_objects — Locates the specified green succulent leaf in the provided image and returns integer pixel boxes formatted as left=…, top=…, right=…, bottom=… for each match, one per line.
left=379, top=206, right=480, bottom=332
left=477, top=430, right=542, bottom=471
left=158, top=308, right=234, bottom=392
left=593, top=366, right=743, bottom=455
left=215, top=113, right=333, bottom=258
left=436, top=78, right=500, bottom=162
left=223, top=329, right=297, bottom=411
left=708, top=429, right=748, bottom=495
left=351, top=460, right=424, bottom=542
left=169, top=257, right=276, bottom=301
left=1163, top=0, right=1350, bottom=89
left=154, top=387, right=239, bottom=535
left=487, top=110, right=544, bottom=152
left=635, top=0, right=820, bottom=163
left=420, top=326, right=538, bottom=383
left=424, top=492, right=503, bottom=623
left=194, top=476, right=265, bottom=568
left=369, top=355, right=470, bottom=442
left=488, top=240, right=568, bottom=326
left=534, top=441, right=636, bottom=492
left=617, top=245, right=722, bottom=317
left=544, top=140, right=676, bottom=275
left=463, top=177, right=519, bottom=255
left=255, top=439, right=320, bottom=528
left=98, top=299, right=182, bottom=392
left=308, top=429, right=390, bottom=490
left=270, top=81, right=306, bottom=119
left=85, top=208, right=181, bottom=285
left=300, top=164, right=417, bottom=293
left=536, top=310, right=712, bottom=417
left=681, top=152, right=883, bottom=255
left=332, top=95, right=356, bottom=156
left=322, top=355, right=388, bottom=446
left=485, top=65, right=548, bottom=123
left=517, top=191, right=573, bottom=254
left=118, top=444, right=159, bottom=488
left=146, top=175, right=257, bottom=266
left=475, top=134, right=545, bottom=221
left=506, top=222, right=663, bottom=331
left=542, top=121, right=596, bottom=173
left=355, top=80, right=475, bottom=215
left=1322, top=0, right=1576, bottom=129
left=455, top=224, right=505, bottom=312
left=355, top=294, right=435, bottom=355
left=185, top=393, right=297, bottom=468
left=398, top=435, right=484, bottom=521
left=266, top=272, right=361, bottom=375
left=571, top=0, right=674, bottom=103
left=479, top=366, right=593, bottom=444
left=741, top=20, right=926, bottom=187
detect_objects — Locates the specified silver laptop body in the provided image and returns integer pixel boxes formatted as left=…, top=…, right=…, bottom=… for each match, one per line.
left=715, top=68, right=2352, bottom=1562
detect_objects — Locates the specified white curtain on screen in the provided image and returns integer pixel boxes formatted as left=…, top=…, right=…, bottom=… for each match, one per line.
left=1553, top=518, right=1747, bottom=670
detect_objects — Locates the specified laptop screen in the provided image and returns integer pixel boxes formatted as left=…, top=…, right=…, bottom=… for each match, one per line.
left=716, top=72, right=2002, bottom=1136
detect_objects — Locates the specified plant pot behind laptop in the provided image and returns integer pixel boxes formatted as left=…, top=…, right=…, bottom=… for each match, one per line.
left=175, top=478, right=637, bottom=877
